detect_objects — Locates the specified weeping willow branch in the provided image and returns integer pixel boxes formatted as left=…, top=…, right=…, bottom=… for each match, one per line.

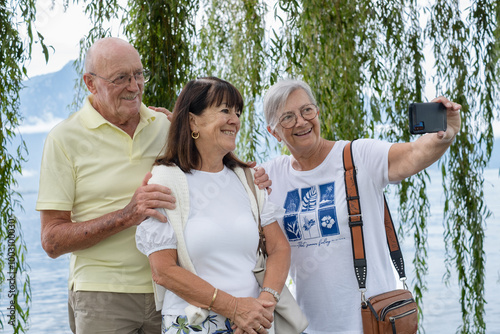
left=197, top=0, right=269, bottom=162
left=374, top=2, right=429, bottom=329
left=126, top=0, right=198, bottom=109
left=0, top=1, right=49, bottom=332
left=273, top=0, right=373, bottom=141
left=427, top=0, right=498, bottom=332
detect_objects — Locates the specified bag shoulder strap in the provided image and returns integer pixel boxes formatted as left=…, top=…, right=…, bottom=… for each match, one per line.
left=342, top=141, right=407, bottom=291
left=244, top=168, right=267, bottom=256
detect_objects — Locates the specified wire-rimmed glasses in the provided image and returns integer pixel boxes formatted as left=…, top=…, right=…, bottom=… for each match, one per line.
left=89, top=69, right=150, bottom=86
left=278, top=104, right=318, bottom=129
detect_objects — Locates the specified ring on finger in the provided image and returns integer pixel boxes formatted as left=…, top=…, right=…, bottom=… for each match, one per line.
left=256, top=325, right=263, bottom=332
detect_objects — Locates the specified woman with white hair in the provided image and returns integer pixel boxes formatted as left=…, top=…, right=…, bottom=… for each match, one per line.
left=260, top=79, right=461, bottom=333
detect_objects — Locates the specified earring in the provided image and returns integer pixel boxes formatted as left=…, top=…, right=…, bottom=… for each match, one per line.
left=191, top=131, right=200, bottom=139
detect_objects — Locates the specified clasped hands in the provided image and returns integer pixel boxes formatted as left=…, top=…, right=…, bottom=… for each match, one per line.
left=231, top=296, right=276, bottom=334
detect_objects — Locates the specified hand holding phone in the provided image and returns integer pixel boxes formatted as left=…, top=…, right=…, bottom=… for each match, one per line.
left=409, top=102, right=447, bottom=134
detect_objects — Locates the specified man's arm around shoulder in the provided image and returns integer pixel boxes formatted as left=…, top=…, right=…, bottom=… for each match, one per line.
left=41, top=173, right=176, bottom=258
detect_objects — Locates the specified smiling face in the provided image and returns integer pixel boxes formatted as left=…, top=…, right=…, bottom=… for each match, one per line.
left=84, top=38, right=144, bottom=129
left=270, top=88, right=321, bottom=155
left=190, top=101, right=241, bottom=171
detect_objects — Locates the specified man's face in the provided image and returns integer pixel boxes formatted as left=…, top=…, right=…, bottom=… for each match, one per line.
left=88, top=43, right=145, bottom=126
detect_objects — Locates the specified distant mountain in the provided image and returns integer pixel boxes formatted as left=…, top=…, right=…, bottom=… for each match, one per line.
left=13, top=61, right=79, bottom=194
left=20, top=61, right=79, bottom=121
left=10, top=61, right=500, bottom=195
left=485, top=140, right=500, bottom=169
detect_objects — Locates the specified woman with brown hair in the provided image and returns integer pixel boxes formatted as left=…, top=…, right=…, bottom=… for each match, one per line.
left=135, top=77, right=291, bottom=334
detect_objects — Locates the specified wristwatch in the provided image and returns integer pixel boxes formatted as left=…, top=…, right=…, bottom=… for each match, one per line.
left=261, top=287, right=280, bottom=303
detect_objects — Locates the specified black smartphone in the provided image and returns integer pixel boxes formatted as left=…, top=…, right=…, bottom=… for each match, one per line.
left=409, top=102, right=447, bottom=134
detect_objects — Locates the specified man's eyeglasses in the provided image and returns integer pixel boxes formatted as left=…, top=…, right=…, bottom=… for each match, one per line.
left=89, top=69, right=150, bottom=86
left=278, top=104, right=318, bottom=129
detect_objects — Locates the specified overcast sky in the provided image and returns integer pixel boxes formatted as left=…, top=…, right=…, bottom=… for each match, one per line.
left=26, top=1, right=123, bottom=78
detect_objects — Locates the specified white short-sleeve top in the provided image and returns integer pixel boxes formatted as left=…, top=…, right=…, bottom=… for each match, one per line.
left=136, top=166, right=283, bottom=315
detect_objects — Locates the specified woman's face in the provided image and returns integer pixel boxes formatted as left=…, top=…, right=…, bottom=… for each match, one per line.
left=270, top=88, right=321, bottom=154
left=190, top=101, right=241, bottom=163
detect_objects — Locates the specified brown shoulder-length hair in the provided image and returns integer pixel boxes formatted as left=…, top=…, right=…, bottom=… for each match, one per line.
left=156, top=77, right=249, bottom=172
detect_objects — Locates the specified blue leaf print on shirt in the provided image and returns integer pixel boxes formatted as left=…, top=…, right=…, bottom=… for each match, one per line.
left=284, top=215, right=302, bottom=240
left=301, top=187, right=317, bottom=211
left=213, top=319, right=234, bottom=333
left=286, top=221, right=301, bottom=239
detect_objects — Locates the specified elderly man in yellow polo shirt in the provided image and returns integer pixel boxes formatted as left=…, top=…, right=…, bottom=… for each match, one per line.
left=36, top=37, right=271, bottom=333
left=36, top=37, right=173, bottom=333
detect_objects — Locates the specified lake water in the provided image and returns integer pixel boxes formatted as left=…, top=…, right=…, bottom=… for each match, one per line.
left=1, top=168, right=499, bottom=333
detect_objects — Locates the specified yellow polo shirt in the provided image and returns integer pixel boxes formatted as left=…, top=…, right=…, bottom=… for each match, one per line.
left=36, top=95, right=170, bottom=293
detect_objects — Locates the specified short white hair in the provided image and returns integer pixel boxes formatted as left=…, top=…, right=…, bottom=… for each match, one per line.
left=263, top=79, right=317, bottom=130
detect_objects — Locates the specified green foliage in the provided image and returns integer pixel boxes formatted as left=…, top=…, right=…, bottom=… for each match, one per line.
left=373, top=1, right=430, bottom=322
left=426, top=1, right=499, bottom=332
left=196, top=0, right=270, bottom=162
left=125, top=0, right=199, bottom=109
left=0, top=0, right=48, bottom=332
left=272, top=0, right=373, bottom=141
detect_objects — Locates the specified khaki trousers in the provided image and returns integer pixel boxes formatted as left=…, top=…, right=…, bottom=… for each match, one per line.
left=68, top=290, right=161, bottom=334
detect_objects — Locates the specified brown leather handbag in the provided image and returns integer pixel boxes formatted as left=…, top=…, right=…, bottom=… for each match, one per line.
left=343, top=141, right=418, bottom=334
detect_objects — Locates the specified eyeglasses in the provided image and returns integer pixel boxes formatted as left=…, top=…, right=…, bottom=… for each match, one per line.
left=278, top=104, right=318, bottom=129
left=89, top=69, right=150, bottom=86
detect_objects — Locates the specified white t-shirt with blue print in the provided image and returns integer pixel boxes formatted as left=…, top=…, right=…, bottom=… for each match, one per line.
left=262, top=139, right=398, bottom=334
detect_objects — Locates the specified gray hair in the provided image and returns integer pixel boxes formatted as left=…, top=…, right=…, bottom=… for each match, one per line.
left=263, top=79, right=317, bottom=130
left=84, top=47, right=95, bottom=73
